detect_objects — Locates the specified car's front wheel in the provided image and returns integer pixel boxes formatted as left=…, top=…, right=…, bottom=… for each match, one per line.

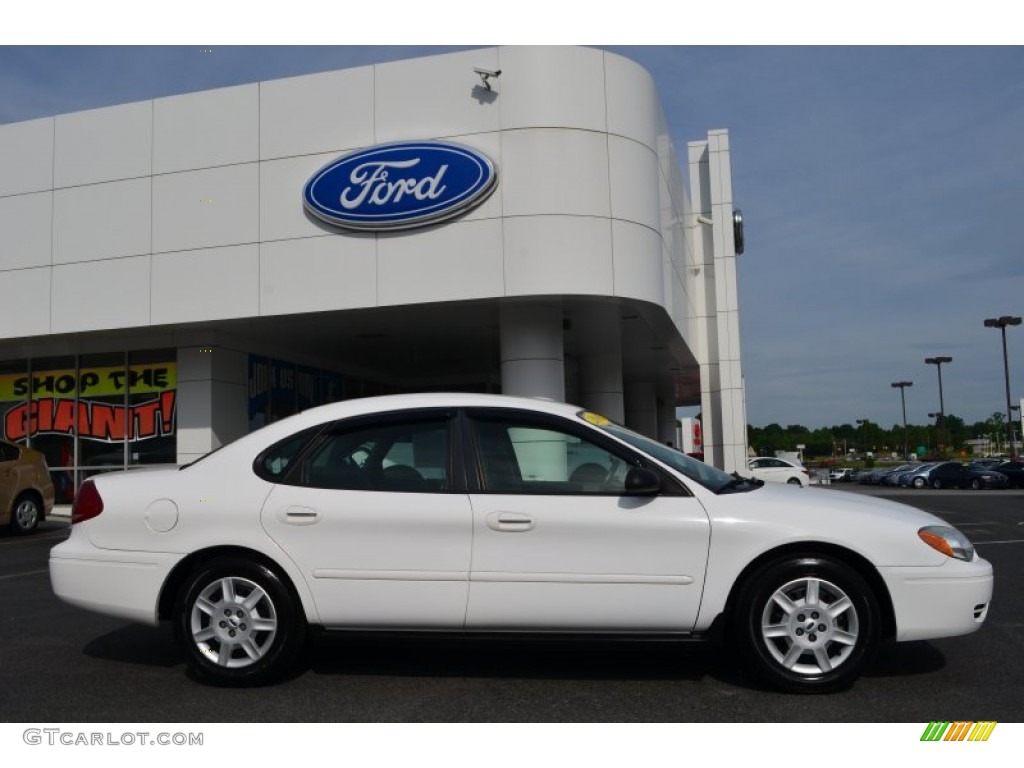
left=787, top=477, right=802, bottom=486
left=10, top=493, right=41, bottom=535
left=913, top=476, right=926, bottom=489
left=174, top=558, right=306, bottom=686
left=732, top=555, right=880, bottom=693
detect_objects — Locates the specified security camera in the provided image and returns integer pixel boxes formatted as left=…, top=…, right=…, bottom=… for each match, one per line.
left=473, top=67, right=502, bottom=90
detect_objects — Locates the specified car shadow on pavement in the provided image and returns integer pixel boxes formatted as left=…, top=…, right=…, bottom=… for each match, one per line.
left=76, top=626, right=947, bottom=691
left=303, top=635, right=749, bottom=686
left=863, top=640, right=946, bottom=679
left=82, top=623, right=184, bottom=668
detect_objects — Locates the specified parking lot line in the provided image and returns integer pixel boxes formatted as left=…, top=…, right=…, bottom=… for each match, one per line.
left=0, top=568, right=48, bottom=581
left=973, top=540, right=1024, bottom=545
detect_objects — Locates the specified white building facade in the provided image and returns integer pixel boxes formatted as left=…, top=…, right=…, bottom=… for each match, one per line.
left=0, top=46, right=747, bottom=503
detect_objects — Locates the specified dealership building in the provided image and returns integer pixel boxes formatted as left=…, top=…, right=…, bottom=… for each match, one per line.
left=0, top=46, right=747, bottom=502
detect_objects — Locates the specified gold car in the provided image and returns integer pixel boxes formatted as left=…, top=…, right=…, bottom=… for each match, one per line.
left=1, top=439, right=55, bottom=534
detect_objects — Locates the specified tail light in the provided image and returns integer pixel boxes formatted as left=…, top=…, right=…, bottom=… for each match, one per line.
left=71, top=479, right=104, bottom=524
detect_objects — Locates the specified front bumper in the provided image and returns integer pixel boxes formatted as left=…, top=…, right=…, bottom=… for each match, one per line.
left=50, top=534, right=183, bottom=626
left=879, top=556, right=994, bottom=642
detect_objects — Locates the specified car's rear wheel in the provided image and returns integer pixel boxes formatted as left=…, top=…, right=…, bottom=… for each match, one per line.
left=10, top=493, right=41, bottom=535
left=932, top=479, right=943, bottom=489
left=175, top=558, right=305, bottom=686
left=732, top=555, right=880, bottom=693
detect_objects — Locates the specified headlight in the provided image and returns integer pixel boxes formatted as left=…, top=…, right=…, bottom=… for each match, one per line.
left=918, top=525, right=975, bottom=562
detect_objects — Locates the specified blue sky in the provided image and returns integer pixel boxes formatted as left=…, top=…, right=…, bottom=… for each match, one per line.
left=2, top=42, right=1022, bottom=430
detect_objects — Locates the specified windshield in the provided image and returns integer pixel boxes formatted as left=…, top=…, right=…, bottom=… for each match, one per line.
left=582, top=413, right=745, bottom=493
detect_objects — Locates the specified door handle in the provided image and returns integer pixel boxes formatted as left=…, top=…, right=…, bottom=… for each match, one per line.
left=279, top=506, right=322, bottom=525
left=486, top=512, right=535, bottom=532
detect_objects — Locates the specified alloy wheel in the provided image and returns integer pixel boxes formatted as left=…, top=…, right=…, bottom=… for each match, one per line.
left=760, top=576, right=860, bottom=676
left=189, top=576, right=279, bottom=669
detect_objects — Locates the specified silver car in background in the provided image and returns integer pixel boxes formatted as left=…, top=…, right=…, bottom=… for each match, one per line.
left=897, top=463, right=941, bottom=489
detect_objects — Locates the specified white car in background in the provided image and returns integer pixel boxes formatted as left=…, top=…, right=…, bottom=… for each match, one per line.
left=50, top=393, right=992, bottom=693
left=748, top=456, right=810, bottom=486
left=829, top=468, right=854, bottom=483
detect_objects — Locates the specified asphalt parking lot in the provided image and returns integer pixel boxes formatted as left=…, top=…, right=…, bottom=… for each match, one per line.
left=1, top=486, right=1021, bottom=723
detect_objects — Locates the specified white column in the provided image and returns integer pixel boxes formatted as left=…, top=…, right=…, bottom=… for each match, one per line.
left=578, top=307, right=624, bottom=422
left=176, top=344, right=248, bottom=464
left=500, top=303, right=565, bottom=401
left=657, top=398, right=677, bottom=446
left=688, top=129, right=748, bottom=472
left=624, top=381, right=657, bottom=438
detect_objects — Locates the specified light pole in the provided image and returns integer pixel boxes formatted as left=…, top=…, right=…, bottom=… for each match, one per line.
left=984, top=316, right=1021, bottom=459
left=928, top=412, right=940, bottom=456
left=925, top=356, right=952, bottom=451
left=891, top=381, right=913, bottom=460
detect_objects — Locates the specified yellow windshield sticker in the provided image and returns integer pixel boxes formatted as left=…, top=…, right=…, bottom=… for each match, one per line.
left=580, top=411, right=611, bottom=427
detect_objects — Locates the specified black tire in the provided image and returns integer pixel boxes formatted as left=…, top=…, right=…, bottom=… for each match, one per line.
left=971, top=479, right=982, bottom=490
left=174, top=557, right=306, bottom=686
left=787, top=477, right=802, bottom=486
left=912, top=477, right=926, bottom=489
left=932, top=479, right=942, bottom=489
left=10, top=493, right=41, bottom=535
left=731, top=555, right=880, bottom=693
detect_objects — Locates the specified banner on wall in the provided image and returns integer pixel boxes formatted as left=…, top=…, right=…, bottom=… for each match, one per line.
left=1, top=364, right=176, bottom=443
left=0, top=363, right=175, bottom=399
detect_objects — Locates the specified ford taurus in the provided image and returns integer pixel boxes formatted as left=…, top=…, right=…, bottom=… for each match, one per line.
left=50, top=394, right=993, bottom=692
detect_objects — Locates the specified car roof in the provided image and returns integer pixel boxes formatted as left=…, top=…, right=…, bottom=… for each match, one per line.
left=302, top=392, right=584, bottom=420
left=194, top=393, right=595, bottom=463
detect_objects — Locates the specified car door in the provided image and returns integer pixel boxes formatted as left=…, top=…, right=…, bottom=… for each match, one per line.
left=463, top=409, right=711, bottom=632
left=932, top=462, right=960, bottom=487
left=259, top=409, right=473, bottom=629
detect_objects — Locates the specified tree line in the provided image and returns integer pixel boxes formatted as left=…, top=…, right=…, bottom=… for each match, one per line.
left=748, top=412, right=1016, bottom=460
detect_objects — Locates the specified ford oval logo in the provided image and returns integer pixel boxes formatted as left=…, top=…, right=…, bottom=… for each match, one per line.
left=303, top=141, right=498, bottom=231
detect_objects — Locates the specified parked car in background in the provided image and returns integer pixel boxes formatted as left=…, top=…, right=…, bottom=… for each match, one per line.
left=829, top=468, right=854, bottom=483
left=897, top=463, right=941, bottom=489
left=928, top=462, right=1009, bottom=490
left=982, top=461, right=1024, bottom=488
left=0, top=439, right=55, bottom=534
left=747, top=456, right=809, bottom=486
left=969, top=458, right=1002, bottom=470
left=848, top=468, right=872, bottom=484
left=880, top=464, right=920, bottom=486
left=50, top=393, right=993, bottom=693
left=859, top=467, right=890, bottom=485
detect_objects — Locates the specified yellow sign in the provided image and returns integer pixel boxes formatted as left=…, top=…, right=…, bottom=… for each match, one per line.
left=580, top=411, right=611, bottom=427
left=0, top=364, right=177, bottom=400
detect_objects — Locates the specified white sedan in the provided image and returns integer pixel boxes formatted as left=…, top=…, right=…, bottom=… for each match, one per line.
left=748, top=456, right=810, bottom=486
left=50, top=393, right=992, bottom=692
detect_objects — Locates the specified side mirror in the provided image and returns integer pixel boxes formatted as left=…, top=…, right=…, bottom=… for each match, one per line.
left=624, top=467, right=660, bottom=496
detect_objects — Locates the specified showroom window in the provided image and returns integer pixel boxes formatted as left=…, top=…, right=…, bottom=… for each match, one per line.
left=0, top=351, right=177, bottom=503
left=248, top=355, right=345, bottom=432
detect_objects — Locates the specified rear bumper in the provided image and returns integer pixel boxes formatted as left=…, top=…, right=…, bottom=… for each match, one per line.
left=50, top=534, right=183, bottom=626
left=879, top=556, right=994, bottom=642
